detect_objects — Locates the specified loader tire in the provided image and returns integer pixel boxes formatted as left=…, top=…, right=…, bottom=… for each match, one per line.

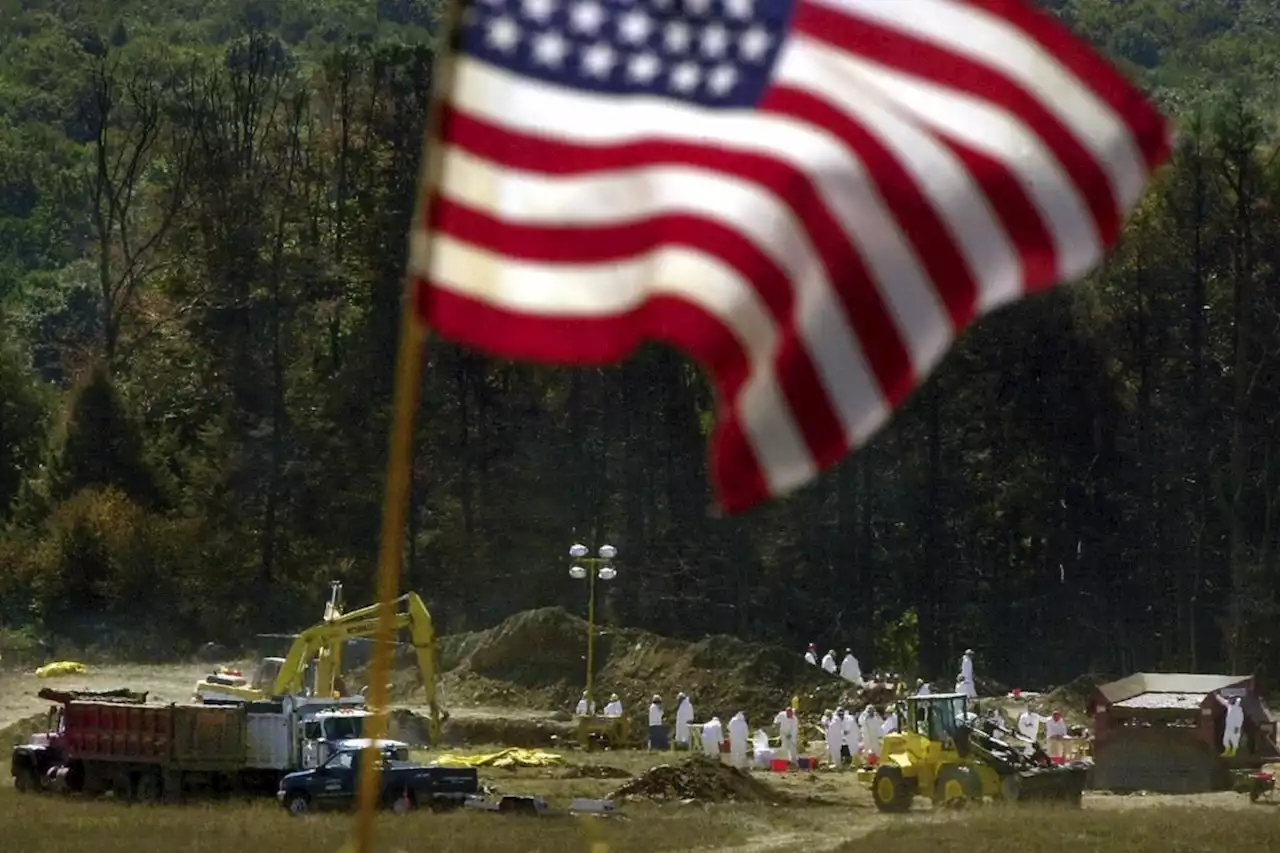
left=871, top=766, right=914, bottom=813
left=934, top=765, right=983, bottom=808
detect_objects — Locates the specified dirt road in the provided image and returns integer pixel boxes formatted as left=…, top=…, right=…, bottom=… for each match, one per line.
left=0, top=662, right=221, bottom=730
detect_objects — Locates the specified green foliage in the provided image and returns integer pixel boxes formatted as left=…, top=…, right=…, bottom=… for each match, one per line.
left=43, top=364, right=161, bottom=508
left=2, top=0, right=1280, bottom=684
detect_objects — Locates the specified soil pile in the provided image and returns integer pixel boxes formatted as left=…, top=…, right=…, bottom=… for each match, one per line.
left=1, top=712, right=47, bottom=748
left=426, top=607, right=849, bottom=723
left=609, top=755, right=781, bottom=803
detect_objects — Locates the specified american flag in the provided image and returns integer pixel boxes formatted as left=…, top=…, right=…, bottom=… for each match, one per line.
left=409, top=0, right=1171, bottom=513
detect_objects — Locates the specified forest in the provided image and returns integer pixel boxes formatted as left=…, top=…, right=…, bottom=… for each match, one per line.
left=3, top=0, right=1280, bottom=687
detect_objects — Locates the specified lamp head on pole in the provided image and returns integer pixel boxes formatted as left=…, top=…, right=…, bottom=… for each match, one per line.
left=569, top=565, right=587, bottom=580
left=598, top=544, right=617, bottom=560
left=569, top=543, right=589, bottom=558
left=598, top=566, right=617, bottom=581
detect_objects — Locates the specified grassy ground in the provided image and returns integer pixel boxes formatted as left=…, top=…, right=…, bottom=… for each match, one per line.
left=833, top=805, right=1280, bottom=853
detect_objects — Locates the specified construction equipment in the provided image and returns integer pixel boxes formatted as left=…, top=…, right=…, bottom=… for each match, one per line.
left=857, top=693, right=1088, bottom=812
left=11, top=690, right=410, bottom=800
left=194, top=582, right=443, bottom=743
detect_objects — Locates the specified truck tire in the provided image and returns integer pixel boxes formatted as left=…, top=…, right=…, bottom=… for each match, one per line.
left=390, top=789, right=416, bottom=815
left=13, top=765, right=38, bottom=794
left=285, top=792, right=311, bottom=816
left=135, top=772, right=163, bottom=805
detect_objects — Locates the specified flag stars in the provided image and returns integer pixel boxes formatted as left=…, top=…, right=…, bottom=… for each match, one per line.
left=521, top=0, right=555, bottom=22
left=739, top=25, right=772, bottom=62
left=669, top=60, right=701, bottom=93
left=664, top=21, right=693, bottom=53
left=486, top=16, right=521, bottom=53
left=626, top=51, right=662, bottom=84
left=532, top=30, right=571, bottom=67
left=462, top=0, right=787, bottom=108
left=617, top=9, right=653, bottom=45
left=581, top=42, right=618, bottom=78
left=569, top=0, right=605, bottom=35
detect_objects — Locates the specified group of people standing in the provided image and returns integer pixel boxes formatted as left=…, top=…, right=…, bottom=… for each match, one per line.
left=805, top=644, right=980, bottom=700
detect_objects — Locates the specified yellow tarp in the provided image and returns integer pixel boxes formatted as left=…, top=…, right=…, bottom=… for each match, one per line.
left=431, top=747, right=565, bottom=769
left=35, top=661, right=87, bottom=678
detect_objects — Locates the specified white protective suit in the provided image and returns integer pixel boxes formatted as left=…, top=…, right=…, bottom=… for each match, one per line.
left=728, top=713, right=750, bottom=767
left=675, top=695, right=695, bottom=746
left=702, top=717, right=724, bottom=759
left=881, top=710, right=899, bottom=735
left=843, top=710, right=861, bottom=759
left=778, top=709, right=800, bottom=762
left=804, top=646, right=818, bottom=666
left=603, top=698, right=624, bottom=717
left=575, top=695, right=593, bottom=715
left=958, top=651, right=976, bottom=698
left=826, top=712, right=845, bottom=767
left=821, top=651, right=838, bottom=674
left=860, top=707, right=883, bottom=758
left=1017, top=709, right=1043, bottom=742
left=839, top=651, right=862, bottom=684
left=1217, top=694, right=1245, bottom=756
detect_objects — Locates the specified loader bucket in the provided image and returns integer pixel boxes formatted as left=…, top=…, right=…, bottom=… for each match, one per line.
left=1000, top=764, right=1087, bottom=806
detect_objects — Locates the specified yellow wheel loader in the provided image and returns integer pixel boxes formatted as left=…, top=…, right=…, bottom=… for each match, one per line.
left=194, top=582, right=444, bottom=743
left=857, top=693, right=1087, bottom=812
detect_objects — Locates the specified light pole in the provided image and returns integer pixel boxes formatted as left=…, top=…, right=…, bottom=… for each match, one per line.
left=569, top=543, right=617, bottom=712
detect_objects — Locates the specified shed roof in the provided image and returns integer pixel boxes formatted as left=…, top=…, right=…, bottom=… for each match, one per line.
left=1096, top=673, right=1250, bottom=705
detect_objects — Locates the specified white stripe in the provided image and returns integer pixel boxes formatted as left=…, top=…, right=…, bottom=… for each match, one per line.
left=780, top=39, right=1023, bottom=316
left=451, top=59, right=941, bottom=384
left=786, top=37, right=1100, bottom=287
left=415, top=231, right=818, bottom=495
left=447, top=57, right=901, bottom=443
left=828, top=0, right=1148, bottom=214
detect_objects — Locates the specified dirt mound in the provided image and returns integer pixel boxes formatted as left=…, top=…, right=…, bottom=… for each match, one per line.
left=1, top=713, right=47, bottom=748
left=609, top=755, right=782, bottom=803
left=432, top=607, right=849, bottom=724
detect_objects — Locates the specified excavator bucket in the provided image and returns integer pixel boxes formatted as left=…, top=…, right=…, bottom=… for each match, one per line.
left=1000, top=763, right=1087, bottom=806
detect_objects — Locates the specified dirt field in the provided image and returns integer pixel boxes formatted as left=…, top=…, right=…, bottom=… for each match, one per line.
left=0, top=661, right=216, bottom=730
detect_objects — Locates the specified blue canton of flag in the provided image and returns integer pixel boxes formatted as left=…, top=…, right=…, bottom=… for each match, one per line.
left=461, top=0, right=794, bottom=108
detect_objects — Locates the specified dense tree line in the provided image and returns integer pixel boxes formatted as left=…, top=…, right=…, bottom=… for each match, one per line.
left=3, top=0, right=1280, bottom=687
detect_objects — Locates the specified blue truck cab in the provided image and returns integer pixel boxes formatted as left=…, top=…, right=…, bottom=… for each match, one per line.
left=277, top=740, right=478, bottom=815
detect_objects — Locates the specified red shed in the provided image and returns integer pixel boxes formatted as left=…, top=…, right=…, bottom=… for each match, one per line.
left=1087, top=673, right=1276, bottom=793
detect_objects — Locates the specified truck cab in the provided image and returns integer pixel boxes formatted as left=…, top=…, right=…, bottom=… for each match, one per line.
left=277, top=745, right=477, bottom=815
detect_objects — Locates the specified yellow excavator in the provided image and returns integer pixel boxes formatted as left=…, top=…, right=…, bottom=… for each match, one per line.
left=194, top=582, right=443, bottom=742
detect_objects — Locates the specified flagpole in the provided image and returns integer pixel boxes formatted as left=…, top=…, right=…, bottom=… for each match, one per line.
left=351, top=2, right=467, bottom=851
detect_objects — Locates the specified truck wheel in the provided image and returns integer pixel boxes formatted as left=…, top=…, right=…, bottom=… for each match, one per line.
left=135, top=772, right=163, bottom=805
left=285, top=793, right=311, bottom=816
left=13, top=765, right=38, bottom=793
left=390, top=790, right=415, bottom=815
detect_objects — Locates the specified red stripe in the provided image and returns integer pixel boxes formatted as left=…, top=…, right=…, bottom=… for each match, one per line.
left=417, top=281, right=771, bottom=512
left=763, top=85, right=981, bottom=332
left=962, top=0, right=1172, bottom=172
left=796, top=2, right=1121, bottom=251
left=431, top=195, right=849, bottom=467
left=444, top=106, right=914, bottom=406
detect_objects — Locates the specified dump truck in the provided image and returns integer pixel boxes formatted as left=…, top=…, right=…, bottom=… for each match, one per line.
left=858, top=693, right=1088, bottom=812
left=10, top=689, right=409, bottom=801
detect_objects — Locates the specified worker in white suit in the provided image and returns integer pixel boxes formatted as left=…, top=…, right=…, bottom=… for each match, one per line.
left=575, top=692, right=593, bottom=716
left=804, top=643, right=818, bottom=665
left=821, top=649, right=838, bottom=674
left=674, top=692, right=695, bottom=749
left=1017, top=707, right=1046, bottom=743
left=1215, top=693, right=1246, bottom=757
left=777, top=707, right=799, bottom=762
left=648, top=695, right=667, bottom=750
left=957, top=649, right=977, bottom=698
left=843, top=708, right=861, bottom=764
left=603, top=693, right=623, bottom=717
left=825, top=709, right=846, bottom=768
left=702, top=716, right=724, bottom=759
left=839, top=649, right=862, bottom=684
left=728, top=712, right=750, bottom=768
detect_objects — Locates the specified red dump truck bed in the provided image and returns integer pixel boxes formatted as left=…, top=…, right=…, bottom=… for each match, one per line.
left=64, top=701, right=246, bottom=770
